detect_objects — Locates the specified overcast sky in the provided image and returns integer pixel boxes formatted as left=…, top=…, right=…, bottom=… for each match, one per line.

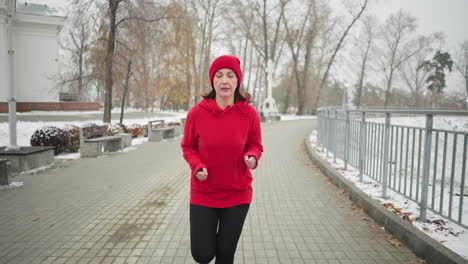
left=21, top=0, right=468, bottom=48
left=370, top=0, right=467, bottom=50
left=345, top=0, right=468, bottom=93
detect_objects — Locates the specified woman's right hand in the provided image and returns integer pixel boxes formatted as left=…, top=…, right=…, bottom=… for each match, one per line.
left=196, top=168, right=208, bottom=181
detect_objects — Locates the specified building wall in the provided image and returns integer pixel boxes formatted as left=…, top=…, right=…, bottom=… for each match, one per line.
left=14, top=20, right=61, bottom=102
left=0, top=7, right=64, bottom=103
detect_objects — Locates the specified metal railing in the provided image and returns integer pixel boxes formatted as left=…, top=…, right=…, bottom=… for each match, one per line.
left=317, top=108, right=468, bottom=228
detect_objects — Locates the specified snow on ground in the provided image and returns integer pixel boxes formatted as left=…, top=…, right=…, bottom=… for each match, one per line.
left=0, top=111, right=315, bottom=147
left=280, top=115, right=316, bottom=121
left=309, top=131, right=468, bottom=260
left=368, top=115, right=468, bottom=132
left=0, top=111, right=187, bottom=147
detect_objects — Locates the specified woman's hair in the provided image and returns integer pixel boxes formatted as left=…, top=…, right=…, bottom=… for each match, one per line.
left=202, top=87, right=251, bottom=102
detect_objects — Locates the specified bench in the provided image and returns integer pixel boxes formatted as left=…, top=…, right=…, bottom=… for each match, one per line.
left=79, top=125, right=123, bottom=157
left=167, top=122, right=183, bottom=137
left=147, top=120, right=175, bottom=142
left=0, top=159, right=12, bottom=185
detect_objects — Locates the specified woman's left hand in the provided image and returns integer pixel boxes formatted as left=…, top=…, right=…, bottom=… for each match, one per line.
left=244, top=156, right=257, bottom=169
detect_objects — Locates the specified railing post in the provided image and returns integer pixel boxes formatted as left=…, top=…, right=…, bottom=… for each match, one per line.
left=326, top=110, right=330, bottom=158
left=318, top=111, right=322, bottom=145
left=358, top=112, right=367, bottom=183
left=381, top=113, right=391, bottom=198
left=344, top=111, right=350, bottom=170
left=320, top=111, right=325, bottom=152
left=334, top=110, right=338, bottom=164
left=420, top=114, right=433, bottom=222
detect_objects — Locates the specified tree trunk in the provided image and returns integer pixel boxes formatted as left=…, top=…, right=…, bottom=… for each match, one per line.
left=465, top=68, right=468, bottom=110
left=103, top=0, right=118, bottom=123
left=262, top=0, right=269, bottom=100
left=384, top=68, right=395, bottom=108
left=357, top=39, right=371, bottom=108
left=283, top=69, right=293, bottom=114
left=120, top=60, right=131, bottom=124
left=78, top=26, right=84, bottom=98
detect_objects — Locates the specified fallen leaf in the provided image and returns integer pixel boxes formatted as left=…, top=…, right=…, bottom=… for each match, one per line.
left=336, top=189, right=345, bottom=194
left=423, top=226, right=429, bottom=231
left=383, top=203, right=394, bottom=208
left=32, top=218, right=40, bottom=221
left=363, top=217, right=374, bottom=222
left=387, top=239, right=401, bottom=247
left=402, top=214, right=413, bottom=223
left=440, top=240, right=447, bottom=243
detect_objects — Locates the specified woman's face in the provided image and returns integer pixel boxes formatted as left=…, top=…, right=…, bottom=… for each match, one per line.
left=213, top=68, right=238, bottom=99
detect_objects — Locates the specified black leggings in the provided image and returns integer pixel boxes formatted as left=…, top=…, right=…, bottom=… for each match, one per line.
left=190, top=204, right=250, bottom=264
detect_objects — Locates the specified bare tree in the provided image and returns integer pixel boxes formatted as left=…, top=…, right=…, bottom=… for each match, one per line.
left=281, top=0, right=319, bottom=115
left=454, top=40, right=468, bottom=109
left=55, top=1, right=101, bottom=101
left=313, top=0, right=368, bottom=112
left=398, top=51, right=430, bottom=107
left=228, top=0, right=286, bottom=106
left=188, top=0, right=221, bottom=106
left=352, top=14, right=377, bottom=108
left=96, top=0, right=182, bottom=122
left=397, top=33, right=443, bottom=107
left=377, top=9, right=433, bottom=107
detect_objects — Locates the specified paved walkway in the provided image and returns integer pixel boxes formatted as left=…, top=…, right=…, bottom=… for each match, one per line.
left=0, top=120, right=420, bottom=264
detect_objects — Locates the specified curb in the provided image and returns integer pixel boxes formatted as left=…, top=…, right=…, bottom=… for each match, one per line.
left=304, top=137, right=468, bottom=264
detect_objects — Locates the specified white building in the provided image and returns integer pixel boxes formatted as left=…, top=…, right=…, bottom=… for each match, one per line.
left=0, top=0, right=65, bottom=103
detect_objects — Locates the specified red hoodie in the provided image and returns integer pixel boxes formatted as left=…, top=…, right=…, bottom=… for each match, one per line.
left=180, top=98, right=263, bottom=208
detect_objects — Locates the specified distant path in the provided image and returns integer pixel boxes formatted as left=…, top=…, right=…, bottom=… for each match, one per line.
left=0, top=120, right=419, bottom=263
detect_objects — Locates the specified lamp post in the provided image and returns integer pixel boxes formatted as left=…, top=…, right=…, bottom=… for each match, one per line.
left=423, top=91, right=427, bottom=110
left=342, top=83, right=349, bottom=109
left=6, top=0, right=19, bottom=150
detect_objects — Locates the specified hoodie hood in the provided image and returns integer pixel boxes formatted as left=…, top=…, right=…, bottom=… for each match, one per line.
left=199, top=98, right=251, bottom=115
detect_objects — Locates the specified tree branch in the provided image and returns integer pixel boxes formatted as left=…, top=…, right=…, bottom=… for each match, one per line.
left=116, top=15, right=185, bottom=28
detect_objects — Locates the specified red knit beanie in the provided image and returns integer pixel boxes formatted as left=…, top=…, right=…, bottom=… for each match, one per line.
left=209, top=55, right=243, bottom=89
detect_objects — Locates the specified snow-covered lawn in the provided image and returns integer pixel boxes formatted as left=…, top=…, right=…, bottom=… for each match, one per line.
left=309, top=130, right=468, bottom=260
left=0, top=111, right=187, bottom=147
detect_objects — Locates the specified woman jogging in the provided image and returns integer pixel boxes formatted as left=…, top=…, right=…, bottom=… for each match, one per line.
left=181, top=55, right=263, bottom=264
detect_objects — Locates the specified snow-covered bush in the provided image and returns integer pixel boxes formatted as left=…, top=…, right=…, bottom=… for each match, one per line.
left=127, top=124, right=144, bottom=138
left=30, top=126, right=70, bottom=155
left=81, top=123, right=108, bottom=139
left=107, top=123, right=125, bottom=136
left=63, top=124, right=80, bottom=153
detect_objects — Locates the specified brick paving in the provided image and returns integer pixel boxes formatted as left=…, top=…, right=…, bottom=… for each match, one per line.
left=0, top=120, right=420, bottom=264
